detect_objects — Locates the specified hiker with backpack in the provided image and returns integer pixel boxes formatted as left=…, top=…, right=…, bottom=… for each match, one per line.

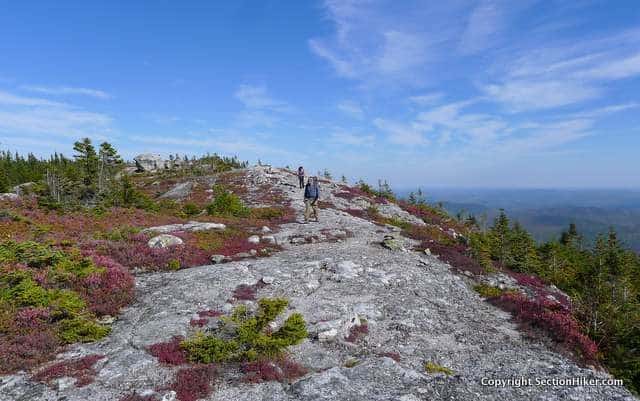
left=304, top=176, right=319, bottom=222
left=297, top=166, right=305, bottom=189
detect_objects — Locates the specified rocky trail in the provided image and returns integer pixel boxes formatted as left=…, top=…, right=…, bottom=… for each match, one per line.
left=1, top=167, right=636, bottom=401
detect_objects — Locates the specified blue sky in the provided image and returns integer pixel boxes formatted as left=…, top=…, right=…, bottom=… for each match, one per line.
left=1, top=1, right=639, bottom=188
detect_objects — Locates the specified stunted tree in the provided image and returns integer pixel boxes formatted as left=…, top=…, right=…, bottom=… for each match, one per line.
left=98, top=142, right=122, bottom=194
left=489, top=209, right=511, bottom=264
left=73, top=138, right=98, bottom=184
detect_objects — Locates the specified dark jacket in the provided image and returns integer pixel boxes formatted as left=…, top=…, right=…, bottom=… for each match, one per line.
left=298, top=167, right=304, bottom=177
left=304, top=183, right=319, bottom=199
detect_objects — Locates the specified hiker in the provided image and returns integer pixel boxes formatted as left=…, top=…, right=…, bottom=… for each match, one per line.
left=304, top=176, right=319, bottom=222
left=297, top=166, right=305, bottom=189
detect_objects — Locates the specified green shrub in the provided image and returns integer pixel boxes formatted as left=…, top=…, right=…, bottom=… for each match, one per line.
left=250, top=207, right=285, bottom=221
left=473, top=284, right=506, bottom=298
left=424, top=361, right=454, bottom=376
left=94, top=226, right=141, bottom=242
left=0, top=240, right=63, bottom=268
left=182, top=203, right=201, bottom=217
left=384, top=217, right=411, bottom=230
left=167, top=259, right=181, bottom=271
left=206, top=186, right=249, bottom=218
left=58, top=317, right=110, bottom=343
left=181, top=298, right=307, bottom=364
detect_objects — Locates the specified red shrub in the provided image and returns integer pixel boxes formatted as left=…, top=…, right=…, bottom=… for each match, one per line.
left=33, top=354, right=105, bottom=387
left=378, top=352, right=401, bottom=362
left=147, top=336, right=188, bottom=366
left=14, top=307, right=50, bottom=329
left=511, top=272, right=546, bottom=288
left=171, top=364, right=218, bottom=401
left=0, top=330, right=60, bottom=374
left=190, top=318, right=208, bottom=327
left=489, top=293, right=598, bottom=362
left=232, top=281, right=265, bottom=301
left=345, top=323, right=369, bottom=343
left=343, top=209, right=367, bottom=219
left=428, top=242, right=485, bottom=275
left=89, top=233, right=210, bottom=272
left=198, top=309, right=223, bottom=318
left=76, top=252, right=135, bottom=316
left=241, top=357, right=308, bottom=383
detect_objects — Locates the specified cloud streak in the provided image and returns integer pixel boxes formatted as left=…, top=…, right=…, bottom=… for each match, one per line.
left=20, top=85, right=112, bottom=99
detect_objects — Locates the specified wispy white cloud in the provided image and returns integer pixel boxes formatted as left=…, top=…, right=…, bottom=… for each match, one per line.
left=373, top=118, right=427, bottom=145
left=234, top=84, right=290, bottom=111
left=20, top=85, right=112, bottom=99
left=482, top=80, right=601, bottom=111
left=408, top=92, right=443, bottom=106
left=576, top=52, right=640, bottom=80
left=329, top=131, right=374, bottom=146
left=0, top=89, right=112, bottom=141
left=0, top=90, right=68, bottom=107
left=337, top=100, right=364, bottom=119
left=458, top=0, right=504, bottom=55
left=129, top=132, right=293, bottom=158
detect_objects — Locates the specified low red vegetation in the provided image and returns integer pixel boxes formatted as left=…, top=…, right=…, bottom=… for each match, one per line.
left=197, top=309, right=223, bottom=318
left=77, top=252, right=135, bottom=316
left=428, top=242, right=486, bottom=275
left=345, top=323, right=369, bottom=343
left=170, top=364, right=218, bottom=401
left=147, top=336, right=188, bottom=366
left=232, top=282, right=266, bottom=301
left=89, top=233, right=211, bottom=272
left=33, top=354, right=105, bottom=387
left=0, top=330, right=60, bottom=374
left=241, top=357, right=308, bottom=383
left=378, top=352, right=401, bottom=362
left=190, top=318, right=208, bottom=327
left=489, top=293, right=598, bottom=363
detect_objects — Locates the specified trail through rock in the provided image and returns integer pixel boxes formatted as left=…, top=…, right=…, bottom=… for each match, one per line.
left=1, top=166, right=636, bottom=401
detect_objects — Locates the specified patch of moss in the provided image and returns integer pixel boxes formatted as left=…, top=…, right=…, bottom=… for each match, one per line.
left=181, top=298, right=307, bottom=364
left=424, top=361, right=454, bottom=376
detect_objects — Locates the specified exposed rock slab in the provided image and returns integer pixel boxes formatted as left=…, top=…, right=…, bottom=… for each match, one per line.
left=143, top=221, right=226, bottom=234
left=1, top=166, right=636, bottom=401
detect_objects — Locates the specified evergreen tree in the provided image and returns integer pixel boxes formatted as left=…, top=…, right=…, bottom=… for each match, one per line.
left=73, top=138, right=99, bottom=199
left=98, top=142, right=122, bottom=194
left=508, top=221, right=540, bottom=272
left=489, top=209, right=511, bottom=264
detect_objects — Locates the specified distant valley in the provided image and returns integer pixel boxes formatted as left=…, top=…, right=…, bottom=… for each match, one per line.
left=398, top=188, right=640, bottom=252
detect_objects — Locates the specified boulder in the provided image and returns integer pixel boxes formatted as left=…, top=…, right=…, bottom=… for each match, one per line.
left=143, top=221, right=226, bottom=234
left=318, top=328, right=338, bottom=342
left=333, top=260, right=361, bottom=279
left=381, top=235, right=403, bottom=251
left=12, top=182, right=35, bottom=196
left=247, top=235, right=261, bottom=244
left=148, top=234, right=183, bottom=249
left=0, top=193, right=19, bottom=202
left=134, top=153, right=166, bottom=172
left=262, top=235, right=277, bottom=245
left=159, top=182, right=194, bottom=200
left=210, top=255, right=230, bottom=264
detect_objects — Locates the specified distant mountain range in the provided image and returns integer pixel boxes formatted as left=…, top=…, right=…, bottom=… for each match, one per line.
left=397, top=188, right=640, bottom=252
